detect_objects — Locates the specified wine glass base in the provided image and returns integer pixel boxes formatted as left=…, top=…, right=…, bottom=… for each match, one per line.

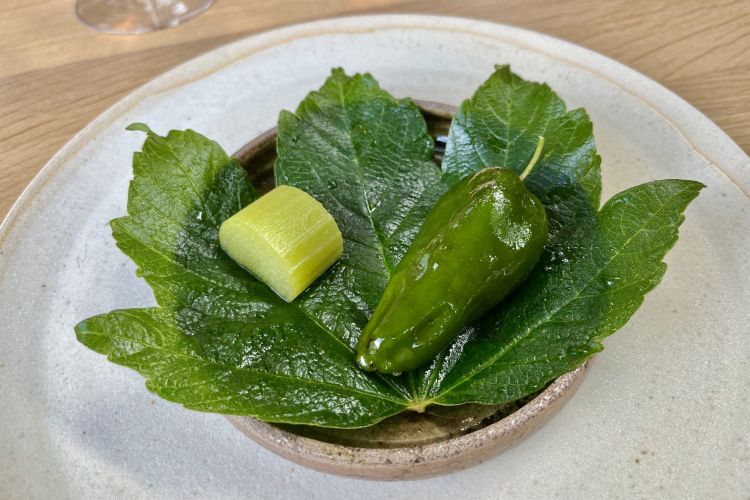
left=76, top=0, right=215, bottom=35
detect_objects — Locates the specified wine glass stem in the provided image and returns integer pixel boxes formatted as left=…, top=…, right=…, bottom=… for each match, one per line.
left=146, top=0, right=165, bottom=29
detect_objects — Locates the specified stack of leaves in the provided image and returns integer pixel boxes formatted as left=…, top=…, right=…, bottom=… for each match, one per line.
left=75, top=66, right=702, bottom=428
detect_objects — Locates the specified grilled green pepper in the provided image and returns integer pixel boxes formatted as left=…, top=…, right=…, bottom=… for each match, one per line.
left=356, top=140, right=548, bottom=374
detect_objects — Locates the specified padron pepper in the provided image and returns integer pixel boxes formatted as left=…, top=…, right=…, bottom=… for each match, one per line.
left=356, top=137, right=549, bottom=374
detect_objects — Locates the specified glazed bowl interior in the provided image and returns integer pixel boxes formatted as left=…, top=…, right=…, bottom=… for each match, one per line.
left=227, top=101, right=590, bottom=479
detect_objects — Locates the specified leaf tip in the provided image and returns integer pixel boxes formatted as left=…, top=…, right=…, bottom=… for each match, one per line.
left=74, top=315, right=112, bottom=355
left=109, top=216, right=126, bottom=233
left=492, top=64, right=515, bottom=81
left=666, top=179, right=707, bottom=203
left=73, top=318, right=88, bottom=340
left=126, top=122, right=153, bottom=134
left=683, top=180, right=706, bottom=208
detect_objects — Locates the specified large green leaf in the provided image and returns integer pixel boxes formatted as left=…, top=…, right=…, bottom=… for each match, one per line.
left=423, top=180, right=703, bottom=405
left=414, top=67, right=702, bottom=404
left=442, top=65, right=601, bottom=207
left=76, top=308, right=403, bottom=425
left=412, top=66, right=606, bottom=401
left=275, top=69, right=447, bottom=351
left=76, top=68, right=702, bottom=427
left=77, top=121, right=413, bottom=427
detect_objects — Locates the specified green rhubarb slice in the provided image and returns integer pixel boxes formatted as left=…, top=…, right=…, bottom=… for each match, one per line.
left=219, top=185, right=343, bottom=302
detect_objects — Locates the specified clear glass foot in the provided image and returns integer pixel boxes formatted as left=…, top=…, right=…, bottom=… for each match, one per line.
left=76, top=0, right=215, bottom=35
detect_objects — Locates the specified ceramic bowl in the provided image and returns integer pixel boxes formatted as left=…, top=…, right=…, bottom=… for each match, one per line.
left=225, top=101, right=592, bottom=480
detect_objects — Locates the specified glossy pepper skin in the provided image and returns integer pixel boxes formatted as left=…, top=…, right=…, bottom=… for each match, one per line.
left=356, top=167, right=548, bottom=374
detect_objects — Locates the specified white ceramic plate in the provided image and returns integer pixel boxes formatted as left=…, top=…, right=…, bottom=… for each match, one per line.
left=1, top=15, right=748, bottom=499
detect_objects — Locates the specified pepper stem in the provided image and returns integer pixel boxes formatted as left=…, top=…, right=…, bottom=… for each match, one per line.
left=519, top=135, right=545, bottom=181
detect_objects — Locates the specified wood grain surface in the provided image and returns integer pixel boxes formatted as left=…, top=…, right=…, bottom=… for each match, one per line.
left=1, top=0, right=748, bottom=219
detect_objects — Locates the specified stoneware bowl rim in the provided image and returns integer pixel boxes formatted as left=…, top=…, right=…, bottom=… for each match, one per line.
left=225, top=100, right=592, bottom=480
left=227, top=362, right=589, bottom=480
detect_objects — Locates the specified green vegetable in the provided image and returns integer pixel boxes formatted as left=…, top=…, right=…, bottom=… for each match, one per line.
left=219, top=185, right=343, bottom=302
left=74, top=68, right=703, bottom=427
left=356, top=160, right=548, bottom=374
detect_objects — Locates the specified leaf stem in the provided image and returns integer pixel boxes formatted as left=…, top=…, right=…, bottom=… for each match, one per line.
left=519, top=136, right=545, bottom=181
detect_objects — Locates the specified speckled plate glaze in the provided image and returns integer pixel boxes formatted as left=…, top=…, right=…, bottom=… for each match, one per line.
left=1, top=15, right=748, bottom=499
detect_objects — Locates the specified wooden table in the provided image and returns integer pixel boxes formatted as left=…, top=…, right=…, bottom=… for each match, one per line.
left=2, top=0, right=748, bottom=220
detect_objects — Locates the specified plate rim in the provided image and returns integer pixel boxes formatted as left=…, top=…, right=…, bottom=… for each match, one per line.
left=1, top=13, right=748, bottom=489
left=1, top=14, right=748, bottom=250
left=0, top=14, right=750, bottom=249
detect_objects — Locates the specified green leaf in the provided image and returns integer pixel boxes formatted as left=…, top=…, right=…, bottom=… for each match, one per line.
left=426, top=179, right=703, bottom=405
left=76, top=308, right=404, bottom=426
left=276, top=69, right=447, bottom=350
left=442, top=65, right=601, bottom=208
left=414, top=67, right=702, bottom=405
left=76, top=68, right=702, bottom=428
left=413, top=66, right=606, bottom=400
left=77, top=119, right=415, bottom=427
left=112, top=124, right=258, bottom=307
